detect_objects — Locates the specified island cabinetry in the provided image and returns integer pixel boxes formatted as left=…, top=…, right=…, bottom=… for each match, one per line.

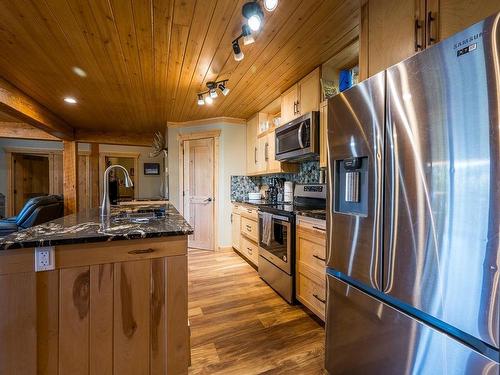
left=0, top=236, right=189, bottom=375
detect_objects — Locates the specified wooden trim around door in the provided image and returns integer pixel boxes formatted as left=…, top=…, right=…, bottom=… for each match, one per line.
left=178, top=130, right=220, bottom=251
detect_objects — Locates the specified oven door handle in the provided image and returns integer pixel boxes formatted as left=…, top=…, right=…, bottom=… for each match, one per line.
left=297, top=122, right=305, bottom=149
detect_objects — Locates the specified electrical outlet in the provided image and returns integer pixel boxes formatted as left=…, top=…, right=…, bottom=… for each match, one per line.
left=35, top=246, right=55, bottom=272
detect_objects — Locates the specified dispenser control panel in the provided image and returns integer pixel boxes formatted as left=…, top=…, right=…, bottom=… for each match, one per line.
left=334, top=157, right=368, bottom=216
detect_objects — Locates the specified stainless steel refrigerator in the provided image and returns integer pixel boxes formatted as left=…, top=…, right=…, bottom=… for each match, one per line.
left=325, top=13, right=499, bottom=374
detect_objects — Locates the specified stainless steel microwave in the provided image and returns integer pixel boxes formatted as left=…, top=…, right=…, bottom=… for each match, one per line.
left=275, top=111, right=319, bottom=161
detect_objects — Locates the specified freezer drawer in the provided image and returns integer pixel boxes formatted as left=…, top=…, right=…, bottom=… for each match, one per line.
left=325, top=275, right=498, bottom=375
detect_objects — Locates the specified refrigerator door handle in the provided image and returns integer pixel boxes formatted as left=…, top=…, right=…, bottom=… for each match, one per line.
left=383, top=115, right=397, bottom=293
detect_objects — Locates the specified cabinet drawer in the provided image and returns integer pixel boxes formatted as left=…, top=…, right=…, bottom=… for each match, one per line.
left=241, top=216, right=258, bottom=242
left=240, top=236, right=259, bottom=266
left=297, top=216, right=326, bottom=232
left=232, top=203, right=242, bottom=214
left=240, top=205, right=259, bottom=220
left=297, top=233, right=326, bottom=276
left=296, top=271, right=326, bottom=321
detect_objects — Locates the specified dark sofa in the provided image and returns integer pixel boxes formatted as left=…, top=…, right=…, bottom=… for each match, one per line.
left=0, top=195, right=64, bottom=237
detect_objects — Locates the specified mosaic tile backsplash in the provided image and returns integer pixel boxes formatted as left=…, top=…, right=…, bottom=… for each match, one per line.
left=231, top=160, right=321, bottom=201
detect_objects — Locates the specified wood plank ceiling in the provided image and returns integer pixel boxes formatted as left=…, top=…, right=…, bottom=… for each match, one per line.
left=0, top=0, right=360, bottom=133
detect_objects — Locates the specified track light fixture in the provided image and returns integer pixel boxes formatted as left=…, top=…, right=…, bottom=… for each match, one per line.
left=243, top=1, right=264, bottom=31
left=196, top=79, right=230, bottom=106
left=242, top=24, right=255, bottom=46
left=232, top=40, right=244, bottom=61
left=231, top=1, right=278, bottom=61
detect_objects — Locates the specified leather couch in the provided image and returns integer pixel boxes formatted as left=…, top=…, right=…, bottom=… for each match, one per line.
left=0, top=195, right=64, bottom=237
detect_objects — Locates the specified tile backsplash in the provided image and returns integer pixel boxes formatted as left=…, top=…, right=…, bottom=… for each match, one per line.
left=231, top=160, right=321, bottom=201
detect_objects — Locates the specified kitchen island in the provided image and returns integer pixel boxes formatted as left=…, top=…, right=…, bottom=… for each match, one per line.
left=0, top=203, right=193, bottom=375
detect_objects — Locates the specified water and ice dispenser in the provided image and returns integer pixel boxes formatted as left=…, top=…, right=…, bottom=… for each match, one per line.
left=334, top=157, right=368, bottom=216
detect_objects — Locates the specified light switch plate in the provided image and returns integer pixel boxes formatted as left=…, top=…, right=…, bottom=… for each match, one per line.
left=35, top=246, right=55, bottom=272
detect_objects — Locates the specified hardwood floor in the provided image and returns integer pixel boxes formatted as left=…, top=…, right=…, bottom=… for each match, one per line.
left=188, top=249, right=325, bottom=375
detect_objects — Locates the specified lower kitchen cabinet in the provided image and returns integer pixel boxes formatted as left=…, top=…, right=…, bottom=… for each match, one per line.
left=231, top=204, right=241, bottom=250
left=232, top=203, right=259, bottom=268
left=296, top=215, right=327, bottom=321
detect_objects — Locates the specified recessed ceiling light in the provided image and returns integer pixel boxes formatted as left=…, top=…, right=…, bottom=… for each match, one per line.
left=64, top=97, right=77, bottom=104
left=72, top=66, right=87, bottom=78
left=263, top=0, right=278, bottom=12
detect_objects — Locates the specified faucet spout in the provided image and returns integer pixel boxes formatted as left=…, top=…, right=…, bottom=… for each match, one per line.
left=101, top=164, right=134, bottom=218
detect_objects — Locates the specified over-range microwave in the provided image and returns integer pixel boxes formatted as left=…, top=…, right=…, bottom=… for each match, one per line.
left=275, top=111, right=319, bottom=161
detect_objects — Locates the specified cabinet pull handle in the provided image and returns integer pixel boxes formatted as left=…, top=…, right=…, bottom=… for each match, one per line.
left=247, top=247, right=253, bottom=253
left=128, top=248, right=155, bottom=255
left=265, top=142, right=269, bottom=161
left=246, top=225, right=252, bottom=231
left=313, top=254, right=326, bottom=262
left=313, top=293, right=326, bottom=304
left=254, top=147, right=257, bottom=163
left=312, top=226, right=326, bottom=232
left=427, top=11, right=436, bottom=46
left=247, top=209, right=252, bottom=213
left=414, top=18, right=423, bottom=51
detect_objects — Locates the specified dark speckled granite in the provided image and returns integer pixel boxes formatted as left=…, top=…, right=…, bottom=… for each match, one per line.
left=0, top=203, right=193, bottom=250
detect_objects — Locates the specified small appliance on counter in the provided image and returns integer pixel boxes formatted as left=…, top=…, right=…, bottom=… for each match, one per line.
left=258, top=183, right=326, bottom=304
left=283, top=181, right=294, bottom=203
left=247, top=192, right=261, bottom=200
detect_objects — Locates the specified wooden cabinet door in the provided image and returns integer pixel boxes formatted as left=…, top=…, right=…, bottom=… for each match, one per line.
left=246, top=115, right=258, bottom=175
left=319, top=100, right=328, bottom=169
left=231, top=212, right=241, bottom=250
left=298, top=67, right=320, bottom=115
left=256, top=135, right=268, bottom=174
left=280, top=84, right=298, bottom=125
left=368, top=0, right=424, bottom=77
left=435, top=0, right=499, bottom=41
left=266, top=131, right=281, bottom=173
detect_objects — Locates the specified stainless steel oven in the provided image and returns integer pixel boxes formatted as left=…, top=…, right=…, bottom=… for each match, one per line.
left=275, top=111, right=319, bottom=161
left=258, top=211, right=294, bottom=303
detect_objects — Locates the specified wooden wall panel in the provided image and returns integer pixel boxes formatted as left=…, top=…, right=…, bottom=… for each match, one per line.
left=0, top=272, right=37, bottom=375
left=113, top=260, right=152, bottom=375
left=59, top=266, right=90, bottom=375
left=90, top=264, right=114, bottom=375
left=165, top=255, right=189, bottom=375
left=151, top=258, right=167, bottom=375
left=37, top=271, right=60, bottom=375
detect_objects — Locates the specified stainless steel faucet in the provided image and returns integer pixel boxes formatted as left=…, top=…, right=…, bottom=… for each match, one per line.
left=101, top=164, right=134, bottom=218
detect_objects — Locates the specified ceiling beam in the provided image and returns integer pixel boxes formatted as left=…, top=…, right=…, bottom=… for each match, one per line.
left=75, top=129, right=153, bottom=147
left=0, top=122, right=59, bottom=141
left=167, top=117, right=246, bottom=129
left=0, top=78, right=74, bottom=140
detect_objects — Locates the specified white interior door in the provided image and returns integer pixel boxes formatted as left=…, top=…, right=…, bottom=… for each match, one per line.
left=183, top=138, right=215, bottom=250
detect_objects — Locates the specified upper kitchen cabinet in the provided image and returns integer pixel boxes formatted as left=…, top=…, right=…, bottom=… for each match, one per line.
left=246, top=114, right=260, bottom=175
left=247, top=113, right=298, bottom=176
left=280, top=68, right=321, bottom=125
left=362, top=0, right=500, bottom=78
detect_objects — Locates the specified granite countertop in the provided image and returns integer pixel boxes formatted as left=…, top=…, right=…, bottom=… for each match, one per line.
left=0, top=203, right=193, bottom=250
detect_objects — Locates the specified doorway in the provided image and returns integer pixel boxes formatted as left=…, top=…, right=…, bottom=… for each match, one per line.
left=179, top=131, right=219, bottom=251
left=12, top=154, right=49, bottom=214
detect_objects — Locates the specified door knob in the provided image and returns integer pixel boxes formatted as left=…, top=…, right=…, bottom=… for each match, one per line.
left=204, top=197, right=213, bottom=203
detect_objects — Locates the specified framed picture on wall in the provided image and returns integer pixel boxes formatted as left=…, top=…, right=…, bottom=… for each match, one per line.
left=144, top=163, right=160, bottom=175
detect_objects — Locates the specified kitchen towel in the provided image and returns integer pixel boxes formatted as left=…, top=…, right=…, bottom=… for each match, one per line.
left=261, top=212, right=273, bottom=246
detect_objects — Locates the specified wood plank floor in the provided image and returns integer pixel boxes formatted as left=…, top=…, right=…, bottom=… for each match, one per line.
left=188, top=249, right=325, bottom=375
